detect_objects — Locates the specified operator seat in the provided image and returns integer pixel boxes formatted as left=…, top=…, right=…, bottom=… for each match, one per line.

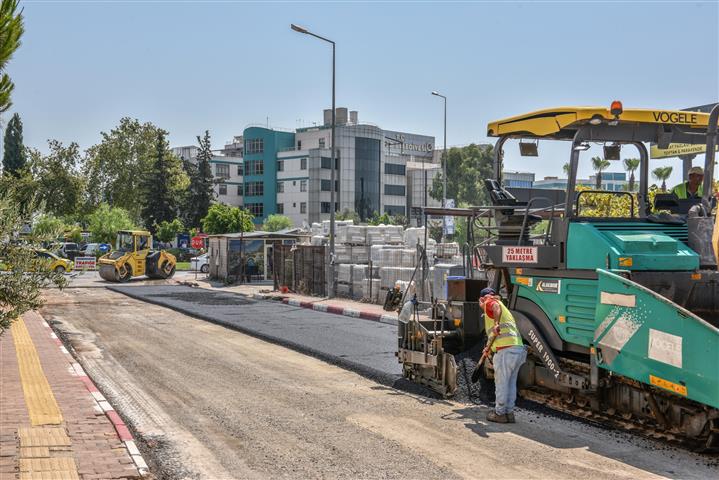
left=484, top=179, right=541, bottom=245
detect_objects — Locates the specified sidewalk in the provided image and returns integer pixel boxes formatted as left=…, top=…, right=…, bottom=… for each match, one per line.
left=186, top=278, right=401, bottom=325
left=0, top=311, right=146, bottom=479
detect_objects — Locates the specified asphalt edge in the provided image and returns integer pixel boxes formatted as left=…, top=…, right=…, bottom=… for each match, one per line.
left=107, top=285, right=406, bottom=391
left=39, top=313, right=150, bottom=476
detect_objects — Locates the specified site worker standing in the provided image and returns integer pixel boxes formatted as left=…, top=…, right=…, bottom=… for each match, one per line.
left=479, top=287, right=527, bottom=424
left=671, top=166, right=705, bottom=199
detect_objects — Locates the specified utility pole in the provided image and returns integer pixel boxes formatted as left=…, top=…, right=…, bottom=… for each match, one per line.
left=292, top=24, right=337, bottom=297
left=432, top=91, right=447, bottom=241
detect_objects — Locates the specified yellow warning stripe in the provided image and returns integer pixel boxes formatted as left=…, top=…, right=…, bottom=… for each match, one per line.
left=10, top=317, right=64, bottom=425
left=649, top=374, right=688, bottom=397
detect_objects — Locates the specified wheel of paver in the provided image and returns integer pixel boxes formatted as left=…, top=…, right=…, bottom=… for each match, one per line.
left=200, top=264, right=209, bottom=273
left=54, top=266, right=66, bottom=274
left=118, top=263, right=132, bottom=283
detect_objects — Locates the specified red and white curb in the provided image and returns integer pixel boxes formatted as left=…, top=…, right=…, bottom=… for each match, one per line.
left=279, top=297, right=397, bottom=325
left=41, top=318, right=150, bottom=476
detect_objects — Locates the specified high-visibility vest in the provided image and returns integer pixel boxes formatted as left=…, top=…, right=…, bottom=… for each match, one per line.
left=484, top=300, right=523, bottom=352
left=671, top=182, right=703, bottom=199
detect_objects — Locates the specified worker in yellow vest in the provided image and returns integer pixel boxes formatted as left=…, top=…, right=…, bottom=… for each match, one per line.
left=671, top=166, right=704, bottom=199
left=479, top=287, right=527, bottom=423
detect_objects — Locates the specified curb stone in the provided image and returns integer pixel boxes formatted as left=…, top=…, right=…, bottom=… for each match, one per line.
left=40, top=315, right=150, bottom=476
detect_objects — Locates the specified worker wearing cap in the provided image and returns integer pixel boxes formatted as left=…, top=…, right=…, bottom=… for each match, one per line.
left=478, top=287, right=527, bottom=423
left=671, top=166, right=705, bottom=199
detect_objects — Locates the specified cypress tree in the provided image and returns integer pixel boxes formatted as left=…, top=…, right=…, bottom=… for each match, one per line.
left=140, top=131, right=176, bottom=231
left=2, top=112, right=25, bottom=176
left=183, top=130, right=215, bottom=229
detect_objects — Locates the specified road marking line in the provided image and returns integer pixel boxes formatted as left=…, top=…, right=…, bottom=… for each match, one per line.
left=11, top=318, right=64, bottom=426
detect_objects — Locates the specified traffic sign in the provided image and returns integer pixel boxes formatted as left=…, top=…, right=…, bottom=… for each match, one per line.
left=74, top=256, right=96, bottom=271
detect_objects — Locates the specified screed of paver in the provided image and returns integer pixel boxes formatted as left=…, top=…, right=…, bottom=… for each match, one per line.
left=41, top=287, right=716, bottom=480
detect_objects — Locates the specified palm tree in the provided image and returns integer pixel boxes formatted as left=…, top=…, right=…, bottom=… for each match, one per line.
left=562, top=163, right=570, bottom=176
left=623, top=158, right=640, bottom=192
left=591, top=156, right=611, bottom=189
left=652, top=166, right=673, bottom=192
left=0, top=0, right=24, bottom=113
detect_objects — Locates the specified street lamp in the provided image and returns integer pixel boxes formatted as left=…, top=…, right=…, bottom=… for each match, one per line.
left=291, top=23, right=337, bottom=297
left=432, top=90, right=447, bottom=240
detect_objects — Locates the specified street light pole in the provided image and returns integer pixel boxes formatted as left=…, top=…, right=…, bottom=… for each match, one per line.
left=292, top=24, right=337, bottom=297
left=432, top=91, right=447, bottom=241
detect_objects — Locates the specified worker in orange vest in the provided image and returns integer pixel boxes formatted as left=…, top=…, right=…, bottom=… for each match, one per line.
left=479, top=287, right=527, bottom=423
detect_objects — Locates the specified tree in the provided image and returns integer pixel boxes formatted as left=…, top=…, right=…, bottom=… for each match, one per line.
left=368, top=211, right=391, bottom=226
left=623, top=158, right=640, bottom=192
left=2, top=112, right=25, bottom=175
left=28, top=140, right=86, bottom=218
left=0, top=0, right=24, bottom=114
left=652, top=166, right=673, bottom=192
left=183, top=130, right=215, bottom=229
left=31, top=214, right=65, bottom=242
left=562, top=163, right=570, bottom=176
left=335, top=208, right=360, bottom=224
left=0, top=187, right=65, bottom=334
left=84, top=118, right=187, bottom=221
left=201, top=203, right=254, bottom=234
left=430, top=144, right=494, bottom=207
left=591, top=156, right=611, bottom=189
left=156, top=218, right=184, bottom=243
left=140, top=131, right=177, bottom=231
left=87, top=203, right=135, bottom=244
left=263, top=214, right=292, bottom=232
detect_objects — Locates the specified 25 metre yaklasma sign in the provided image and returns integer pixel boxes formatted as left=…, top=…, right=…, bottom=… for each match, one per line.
left=650, top=103, right=718, bottom=159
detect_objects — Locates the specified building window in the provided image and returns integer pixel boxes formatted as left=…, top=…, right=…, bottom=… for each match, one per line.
left=321, top=202, right=331, bottom=213
left=321, top=157, right=331, bottom=169
left=277, top=160, right=284, bottom=172
left=384, top=163, right=406, bottom=176
left=245, top=160, right=264, bottom=175
left=297, top=140, right=302, bottom=150
left=218, top=184, right=227, bottom=195
left=319, top=138, right=325, bottom=148
left=215, top=163, right=230, bottom=179
left=237, top=164, right=244, bottom=176
left=300, top=180, right=307, bottom=192
left=276, top=203, right=284, bottom=214
left=385, top=205, right=405, bottom=216
left=277, top=181, right=284, bottom=193
left=237, top=184, right=243, bottom=196
left=321, top=179, right=331, bottom=191
left=246, top=181, right=264, bottom=197
left=245, top=138, right=264, bottom=154
left=300, top=202, right=307, bottom=214
left=300, top=158, right=307, bottom=170
left=247, top=203, right=264, bottom=217
left=384, top=184, right=406, bottom=196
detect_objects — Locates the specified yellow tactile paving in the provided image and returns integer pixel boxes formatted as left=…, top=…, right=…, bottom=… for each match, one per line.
left=19, top=457, right=80, bottom=480
left=18, top=427, right=71, bottom=448
left=10, top=317, right=63, bottom=426
left=19, top=446, right=51, bottom=458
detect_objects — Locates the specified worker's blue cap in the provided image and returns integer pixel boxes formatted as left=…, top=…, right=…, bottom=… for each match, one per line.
left=480, top=287, right=496, bottom=297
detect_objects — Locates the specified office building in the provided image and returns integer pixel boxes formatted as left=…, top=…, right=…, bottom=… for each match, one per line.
left=503, top=171, right=535, bottom=188
left=175, top=108, right=435, bottom=226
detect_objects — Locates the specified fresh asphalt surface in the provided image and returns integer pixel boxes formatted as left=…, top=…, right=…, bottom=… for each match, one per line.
left=108, top=285, right=402, bottom=383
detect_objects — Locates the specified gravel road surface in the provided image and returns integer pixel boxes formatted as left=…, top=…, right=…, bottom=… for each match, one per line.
left=41, top=287, right=716, bottom=479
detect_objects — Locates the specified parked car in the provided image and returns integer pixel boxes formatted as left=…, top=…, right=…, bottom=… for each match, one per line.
left=190, top=253, right=209, bottom=273
left=33, top=249, right=73, bottom=273
left=81, top=243, right=101, bottom=256
left=57, top=242, right=82, bottom=260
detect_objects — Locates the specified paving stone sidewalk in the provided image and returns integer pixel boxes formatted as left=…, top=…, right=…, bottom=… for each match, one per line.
left=0, top=311, right=143, bottom=480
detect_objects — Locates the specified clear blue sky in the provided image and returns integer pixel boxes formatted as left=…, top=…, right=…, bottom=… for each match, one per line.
left=6, top=0, right=719, bottom=183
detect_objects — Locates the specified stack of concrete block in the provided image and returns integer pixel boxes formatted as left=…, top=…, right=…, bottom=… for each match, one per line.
left=334, top=244, right=352, bottom=264
left=380, top=266, right=416, bottom=290
left=365, top=226, right=385, bottom=245
left=337, top=263, right=352, bottom=284
left=362, top=278, right=382, bottom=303
left=383, top=225, right=404, bottom=244
left=436, top=242, right=460, bottom=259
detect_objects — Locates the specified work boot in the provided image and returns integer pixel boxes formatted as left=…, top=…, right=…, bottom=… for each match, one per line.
left=486, top=411, right=509, bottom=423
left=506, top=412, right=516, bottom=423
